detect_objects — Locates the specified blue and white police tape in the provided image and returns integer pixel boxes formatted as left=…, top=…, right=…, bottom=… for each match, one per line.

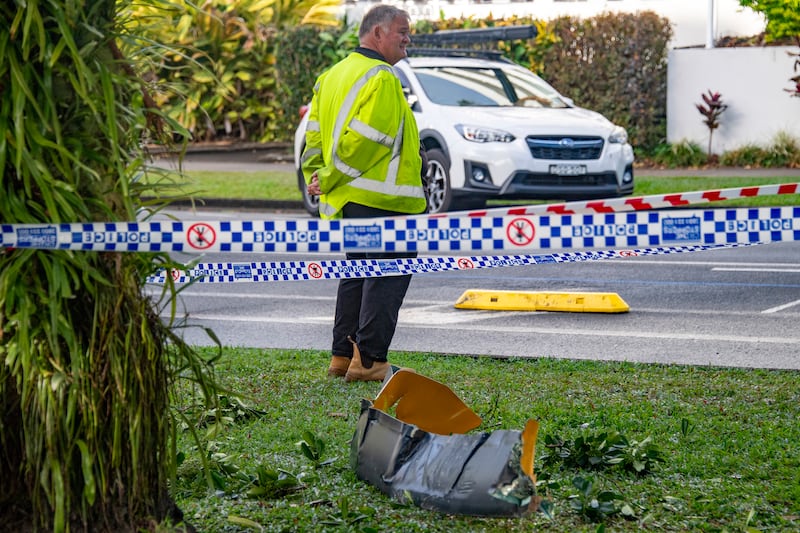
left=3, top=182, right=798, bottom=253
left=3, top=206, right=799, bottom=253
left=145, top=242, right=761, bottom=284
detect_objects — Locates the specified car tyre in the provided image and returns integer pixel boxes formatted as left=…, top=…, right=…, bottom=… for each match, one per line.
left=424, top=148, right=452, bottom=214
left=297, top=164, right=320, bottom=217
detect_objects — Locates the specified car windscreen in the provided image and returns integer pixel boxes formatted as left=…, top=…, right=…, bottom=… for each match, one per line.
left=413, top=66, right=569, bottom=108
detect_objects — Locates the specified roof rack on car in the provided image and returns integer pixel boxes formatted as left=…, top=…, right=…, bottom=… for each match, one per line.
left=408, top=25, right=537, bottom=62
left=411, top=25, right=538, bottom=46
left=406, top=48, right=508, bottom=61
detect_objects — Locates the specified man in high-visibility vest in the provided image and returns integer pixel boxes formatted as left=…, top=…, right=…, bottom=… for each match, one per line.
left=302, top=4, right=427, bottom=382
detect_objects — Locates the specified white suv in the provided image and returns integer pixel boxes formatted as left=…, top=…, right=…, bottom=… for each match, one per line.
left=294, top=54, right=634, bottom=215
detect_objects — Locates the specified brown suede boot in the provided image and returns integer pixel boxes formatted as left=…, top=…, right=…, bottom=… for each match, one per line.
left=327, top=356, right=351, bottom=378
left=345, top=341, right=390, bottom=383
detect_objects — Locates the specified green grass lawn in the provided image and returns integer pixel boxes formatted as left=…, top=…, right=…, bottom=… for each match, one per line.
left=149, top=169, right=800, bottom=208
left=147, top=169, right=298, bottom=201
left=171, top=349, right=800, bottom=532
left=633, top=176, right=800, bottom=207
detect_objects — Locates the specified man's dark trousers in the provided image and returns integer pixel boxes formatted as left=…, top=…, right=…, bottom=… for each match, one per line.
left=331, top=203, right=417, bottom=362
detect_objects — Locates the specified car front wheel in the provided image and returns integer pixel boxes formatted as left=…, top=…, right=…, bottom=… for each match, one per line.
left=297, top=166, right=320, bottom=217
left=424, top=148, right=452, bottom=214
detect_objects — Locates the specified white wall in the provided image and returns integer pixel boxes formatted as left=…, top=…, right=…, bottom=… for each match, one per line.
left=667, top=47, right=800, bottom=153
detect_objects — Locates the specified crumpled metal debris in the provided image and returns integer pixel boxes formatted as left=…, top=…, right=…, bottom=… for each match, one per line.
left=350, top=368, right=539, bottom=516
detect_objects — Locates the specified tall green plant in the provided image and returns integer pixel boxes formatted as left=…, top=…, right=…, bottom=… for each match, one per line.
left=0, top=1, right=218, bottom=531
left=124, top=0, right=282, bottom=142
left=273, top=0, right=342, bottom=29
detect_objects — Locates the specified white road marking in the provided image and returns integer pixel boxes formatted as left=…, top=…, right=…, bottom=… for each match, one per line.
left=149, top=289, right=445, bottom=306
left=762, top=299, right=800, bottom=314
left=613, top=259, right=799, bottom=268
left=167, top=312, right=800, bottom=346
left=168, top=291, right=334, bottom=301
left=400, top=322, right=799, bottom=345
left=712, top=267, right=800, bottom=273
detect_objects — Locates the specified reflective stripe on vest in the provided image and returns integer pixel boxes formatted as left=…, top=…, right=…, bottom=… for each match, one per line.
left=319, top=200, right=336, bottom=218
left=349, top=118, right=393, bottom=148
left=301, top=119, right=322, bottom=167
left=300, top=147, right=321, bottom=167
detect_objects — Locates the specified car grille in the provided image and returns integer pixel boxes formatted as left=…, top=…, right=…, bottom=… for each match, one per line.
left=512, top=172, right=617, bottom=187
left=526, top=136, right=604, bottom=160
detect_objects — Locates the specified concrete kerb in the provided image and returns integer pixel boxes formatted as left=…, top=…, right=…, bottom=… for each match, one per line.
left=146, top=141, right=294, bottom=163
left=146, top=142, right=302, bottom=211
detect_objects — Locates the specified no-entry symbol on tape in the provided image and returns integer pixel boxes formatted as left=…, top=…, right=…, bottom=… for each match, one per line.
left=506, top=218, right=535, bottom=246
left=187, top=223, right=216, bottom=250
left=307, top=262, right=323, bottom=278
left=457, top=257, right=474, bottom=269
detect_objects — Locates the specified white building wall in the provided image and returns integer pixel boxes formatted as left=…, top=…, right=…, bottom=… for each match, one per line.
left=667, top=47, right=800, bottom=154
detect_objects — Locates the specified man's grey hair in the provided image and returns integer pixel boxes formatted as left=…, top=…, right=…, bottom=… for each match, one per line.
left=359, top=5, right=410, bottom=39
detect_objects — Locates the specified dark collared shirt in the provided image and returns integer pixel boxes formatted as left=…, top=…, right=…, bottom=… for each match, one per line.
left=355, top=46, right=388, bottom=64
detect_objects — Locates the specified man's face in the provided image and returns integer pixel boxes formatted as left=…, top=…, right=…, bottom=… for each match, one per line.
left=376, top=16, right=411, bottom=65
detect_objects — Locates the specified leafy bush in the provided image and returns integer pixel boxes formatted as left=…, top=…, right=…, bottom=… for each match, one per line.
left=567, top=475, right=632, bottom=523
left=738, top=0, right=800, bottom=41
left=540, top=430, right=664, bottom=475
left=718, top=132, right=800, bottom=167
left=718, top=144, right=766, bottom=167
left=651, top=140, right=708, bottom=168
left=274, top=24, right=358, bottom=136
left=1, top=1, right=224, bottom=528
left=538, top=12, right=672, bottom=152
left=764, top=130, right=800, bottom=166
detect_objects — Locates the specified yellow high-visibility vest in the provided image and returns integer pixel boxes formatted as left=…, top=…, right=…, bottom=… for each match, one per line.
left=301, top=52, right=426, bottom=219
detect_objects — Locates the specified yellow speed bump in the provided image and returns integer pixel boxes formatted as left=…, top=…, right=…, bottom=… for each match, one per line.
left=454, top=289, right=629, bottom=313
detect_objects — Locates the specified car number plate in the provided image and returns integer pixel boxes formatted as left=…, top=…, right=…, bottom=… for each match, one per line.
left=550, top=164, right=587, bottom=176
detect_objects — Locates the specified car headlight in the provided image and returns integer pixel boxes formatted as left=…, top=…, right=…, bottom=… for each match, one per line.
left=455, top=124, right=515, bottom=143
left=608, top=126, right=628, bottom=144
